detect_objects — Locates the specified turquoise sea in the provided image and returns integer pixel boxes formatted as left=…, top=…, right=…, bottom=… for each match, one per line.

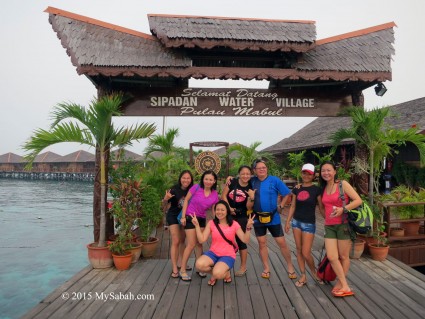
left=0, top=179, right=93, bottom=319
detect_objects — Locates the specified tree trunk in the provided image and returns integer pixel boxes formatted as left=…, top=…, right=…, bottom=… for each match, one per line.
left=352, top=145, right=369, bottom=196
left=93, top=146, right=113, bottom=243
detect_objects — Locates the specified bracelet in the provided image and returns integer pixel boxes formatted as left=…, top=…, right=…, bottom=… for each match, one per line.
left=246, top=227, right=253, bottom=231
left=249, top=197, right=254, bottom=201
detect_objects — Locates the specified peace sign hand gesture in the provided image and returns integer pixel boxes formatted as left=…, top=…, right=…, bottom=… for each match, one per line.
left=246, top=213, right=255, bottom=229
left=191, top=213, right=199, bottom=227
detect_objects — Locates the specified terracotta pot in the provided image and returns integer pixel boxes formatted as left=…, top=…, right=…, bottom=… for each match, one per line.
left=401, top=221, right=420, bottom=236
left=350, top=239, right=365, bottom=259
left=140, top=237, right=159, bottom=258
left=112, top=252, right=133, bottom=270
left=368, top=243, right=390, bottom=261
left=87, top=242, right=113, bottom=269
left=357, top=232, right=387, bottom=254
left=128, top=242, right=143, bottom=263
left=390, top=227, right=405, bottom=237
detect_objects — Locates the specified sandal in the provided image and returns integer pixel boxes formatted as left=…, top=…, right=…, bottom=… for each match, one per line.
left=196, top=271, right=207, bottom=278
left=235, top=269, right=247, bottom=277
left=179, top=271, right=191, bottom=281
left=288, top=272, right=297, bottom=279
left=208, top=278, right=217, bottom=286
left=171, top=272, right=179, bottom=278
left=224, top=276, right=232, bottom=283
left=178, top=265, right=193, bottom=271
left=295, top=280, right=307, bottom=287
left=332, top=289, right=354, bottom=297
left=261, top=271, right=270, bottom=279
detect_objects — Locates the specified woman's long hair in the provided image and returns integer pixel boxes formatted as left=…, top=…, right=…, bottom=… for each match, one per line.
left=213, top=200, right=233, bottom=227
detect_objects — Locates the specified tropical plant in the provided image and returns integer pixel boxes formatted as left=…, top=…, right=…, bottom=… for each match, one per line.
left=108, top=234, right=132, bottom=255
left=379, top=185, right=425, bottom=219
left=286, top=150, right=306, bottom=182
left=227, top=141, right=277, bottom=175
left=330, top=106, right=425, bottom=205
left=23, top=93, right=156, bottom=247
left=138, top=184, right=162, bottom=242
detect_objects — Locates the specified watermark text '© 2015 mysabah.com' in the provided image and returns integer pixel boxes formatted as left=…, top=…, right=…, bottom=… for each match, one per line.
left=61, top=291, right=154, bottom=302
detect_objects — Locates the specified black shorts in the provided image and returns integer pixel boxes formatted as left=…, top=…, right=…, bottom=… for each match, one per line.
left=254, top=223, right=284, bottom=237
left=233, top=215, right=248, bottom=250
left=166, top=211, right=180, bottom=226
left=184, top=216, right=206, bottom=230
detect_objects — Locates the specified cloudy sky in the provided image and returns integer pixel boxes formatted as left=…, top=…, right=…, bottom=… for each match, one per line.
left=1, top=0, right=424, bottom=156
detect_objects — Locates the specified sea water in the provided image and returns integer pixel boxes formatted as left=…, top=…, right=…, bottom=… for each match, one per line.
left=0, top=179, right=93, bottom=319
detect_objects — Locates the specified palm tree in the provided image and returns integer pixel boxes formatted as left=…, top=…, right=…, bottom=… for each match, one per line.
left=330, top=106, right=425, bottom=204
left=144, top=127, right=186, bottom=159
left=228, top=141, right=277, bottom=174
left=23, top=94, right=156, bottom=247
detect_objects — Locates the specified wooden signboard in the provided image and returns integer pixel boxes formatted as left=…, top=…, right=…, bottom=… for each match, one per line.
left=122, top=87, right=353, bottom=117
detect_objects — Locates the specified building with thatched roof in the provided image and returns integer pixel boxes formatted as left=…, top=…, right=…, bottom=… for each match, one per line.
left=263, top=97, right=425, bottom=167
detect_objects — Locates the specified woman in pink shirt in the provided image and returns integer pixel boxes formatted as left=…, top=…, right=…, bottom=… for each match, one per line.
left=191, top=200, right=255, bottom=286
left=320, top=161, right=362, bottom=297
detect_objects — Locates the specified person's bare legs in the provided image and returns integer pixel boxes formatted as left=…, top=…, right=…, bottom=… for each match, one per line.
left=325, top=238, right=352, bottom=292
left=256, top=235, right=270, bottom=276
left=274, top=236, right=295, bottom=274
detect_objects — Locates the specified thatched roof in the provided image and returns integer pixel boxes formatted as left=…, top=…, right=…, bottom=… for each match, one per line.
left=59, top=150, right=95, bottom=162
left=0, top=152, right=23, bottom=163
left=45, top=6, right=395, bottom=82
left=263, top=97, right=425, bottom=154
left=33, top=152, right=62, bottom=163
left=148, top=14, right=316, bottom=52
left=111, top=149, right=144, bottom=161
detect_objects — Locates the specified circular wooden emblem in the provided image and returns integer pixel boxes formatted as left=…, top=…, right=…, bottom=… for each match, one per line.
left=194, top=151, right=221, bottom=175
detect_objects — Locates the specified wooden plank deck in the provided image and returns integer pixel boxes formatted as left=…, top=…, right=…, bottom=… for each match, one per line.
left=23, top=210, right=425, bottom=319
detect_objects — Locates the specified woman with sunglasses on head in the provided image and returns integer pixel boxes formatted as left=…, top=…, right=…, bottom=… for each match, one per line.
left=178, top=170, right=220, bottom=281
left=221, top=165, right=255, bottom=277
left=285, top=164, right=325, bottom=287
left=319, top=161, right=362, bottom=297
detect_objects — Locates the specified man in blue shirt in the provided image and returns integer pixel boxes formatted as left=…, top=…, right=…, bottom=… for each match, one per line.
left=251, top=159, right=297, bottom=280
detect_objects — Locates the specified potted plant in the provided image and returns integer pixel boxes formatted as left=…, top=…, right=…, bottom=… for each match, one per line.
left=380, top=186, right=425, bottom=236
left=108, top=234, right=133, bottom=270
left=368, top=219, right=390, bottom=261
left=109, top=176, right=144, bottom=263
left=137, top=185, right=162, bottom=258
left=22, top=94, right=155, bottom=269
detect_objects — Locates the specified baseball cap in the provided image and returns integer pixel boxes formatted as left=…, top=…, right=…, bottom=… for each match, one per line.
left=301, top=163, right=315, bottom=175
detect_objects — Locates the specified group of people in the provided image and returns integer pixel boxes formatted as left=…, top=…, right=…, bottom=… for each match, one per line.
left=162, top=160, right=361, bottom=298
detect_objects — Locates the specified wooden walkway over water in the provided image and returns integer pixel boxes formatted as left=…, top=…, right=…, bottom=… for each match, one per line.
left=23, top=211, right=425, bottom=319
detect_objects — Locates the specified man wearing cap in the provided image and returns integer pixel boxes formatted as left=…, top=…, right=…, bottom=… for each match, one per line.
left=250, top=159, right=297, bottom=280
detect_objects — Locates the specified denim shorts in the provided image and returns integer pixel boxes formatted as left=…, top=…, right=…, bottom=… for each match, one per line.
left=203, top=250, right=235, bottom=269
left=291, top=218, right=316, bottom=234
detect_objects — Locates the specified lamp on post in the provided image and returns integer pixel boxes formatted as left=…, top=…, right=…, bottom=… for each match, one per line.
left=374, top=82, right=387, bottom=96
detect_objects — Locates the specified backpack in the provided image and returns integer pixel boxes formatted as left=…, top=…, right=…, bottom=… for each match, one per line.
left=338, top=183, right=373, bottom=235
left=316, top=249, right=336, bottom=283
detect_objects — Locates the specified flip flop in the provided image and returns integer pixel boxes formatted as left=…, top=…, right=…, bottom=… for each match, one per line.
left=224, top=276, right=232, bottom=283
left=261, top=271, right=270, bottom=279
left=179, top=271, right=191, bottom=282
left=178, top=266, right=193, bottom=271
left=235, top=269, right=247, bottom=277
left=171, top=272, right=179, bottom=278
left=288, top=272, right=297, bottom=279
left=332, top=290, right=354, bottom=297
left=295, top=280, right=307, bottom=288
left=208, top=278, right=217, bottom=286
left=196, top=271, right=207, bottom=278
left=332, top=287, right=340, bottom=293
